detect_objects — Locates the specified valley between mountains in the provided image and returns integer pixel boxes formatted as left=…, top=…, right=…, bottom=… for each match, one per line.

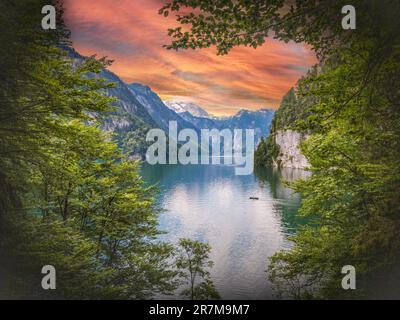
left=67, top=47, right=276, bottom=159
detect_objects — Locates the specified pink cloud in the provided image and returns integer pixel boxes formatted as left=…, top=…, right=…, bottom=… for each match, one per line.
left=64, top=0, right=317, bottom=115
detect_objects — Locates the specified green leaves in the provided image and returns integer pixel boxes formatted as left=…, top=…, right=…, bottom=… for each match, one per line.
left=175, top=238, right=220, bottom=300
left=268, top=9, right=400, bottom=298
left=158, top=0, right=364, bottom=56
left=0, top=0, right=178, bottom=299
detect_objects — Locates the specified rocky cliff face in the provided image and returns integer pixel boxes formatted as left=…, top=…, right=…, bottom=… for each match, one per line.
left=274, top=130, right=309, bottom=169
left=254, top=87, right=312, bottom=169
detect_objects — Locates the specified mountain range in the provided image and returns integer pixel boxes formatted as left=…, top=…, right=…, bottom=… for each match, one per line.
left=163, top=102, right=275, bottom=146
left=163, top=101, right=210, bottom=118
left=67, top=47, right=275, bottom=157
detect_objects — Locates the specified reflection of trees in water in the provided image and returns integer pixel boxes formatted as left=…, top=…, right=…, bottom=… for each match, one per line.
left=254, top=166, right=310, bottom=235
left=142, top=163, right=310, bottom=236
left=280, top=167, right=311, bottom=182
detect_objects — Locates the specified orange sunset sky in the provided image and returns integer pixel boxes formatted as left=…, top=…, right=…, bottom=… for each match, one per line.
left=64, top=0, right=317, bottom=116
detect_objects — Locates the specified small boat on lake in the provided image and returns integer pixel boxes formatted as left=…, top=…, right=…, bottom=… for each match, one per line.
left=249, top=197, right=259, bottom=200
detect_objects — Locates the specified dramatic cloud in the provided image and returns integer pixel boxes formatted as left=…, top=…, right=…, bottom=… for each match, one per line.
left=64, top=0, right=317, bottom=115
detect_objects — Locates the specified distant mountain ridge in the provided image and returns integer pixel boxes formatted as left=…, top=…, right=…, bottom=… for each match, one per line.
left=217, top=109, right=275, bottom=145
left=163, top=100, right=210, bottom=118
left=66, top=47, right=158, bottom=157
left=127, top=83, right=198, bottom=133
left=66, top=47, right=275, bottom=156
left=164, top=101, right=275, bottom=145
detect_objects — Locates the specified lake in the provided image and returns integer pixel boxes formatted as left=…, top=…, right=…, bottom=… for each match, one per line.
left=140, top=163, right=309, bottom=299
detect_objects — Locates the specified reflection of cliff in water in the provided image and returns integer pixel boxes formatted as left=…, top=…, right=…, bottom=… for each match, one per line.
left=140, top=163, right=309, bottom=298
left=254, top=166, right=310, bottom=235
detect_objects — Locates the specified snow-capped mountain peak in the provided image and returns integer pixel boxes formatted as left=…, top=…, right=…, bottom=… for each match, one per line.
left=163, top=100, right=210, bottom=118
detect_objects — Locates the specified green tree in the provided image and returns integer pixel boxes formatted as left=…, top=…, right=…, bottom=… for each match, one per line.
left=269, top=41, right=400, bottom=298
left=0, top=0, right=178, bottom=299
left=176, top=238, right=220, bottom=300
left=161, top=0, right=400, bottom=298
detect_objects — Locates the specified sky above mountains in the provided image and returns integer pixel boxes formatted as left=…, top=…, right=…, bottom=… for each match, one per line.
left=64, top=0, right=317, bottom=116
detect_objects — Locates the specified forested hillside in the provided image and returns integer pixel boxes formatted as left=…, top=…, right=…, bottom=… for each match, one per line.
left=66, top=47, right=158, bottom=158
left=254, top=82, right=310, bottom=168
left=161, top=0, right=400, bottom=298
left=0, top=0, right=176, bottom=299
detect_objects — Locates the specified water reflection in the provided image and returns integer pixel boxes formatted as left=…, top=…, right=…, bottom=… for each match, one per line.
left=254, top=166, right=310, bottom=235
left=140, top=163, right=308, bottom=299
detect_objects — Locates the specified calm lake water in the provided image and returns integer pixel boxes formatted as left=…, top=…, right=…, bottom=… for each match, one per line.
left=140, top=163, right=309, bottom=299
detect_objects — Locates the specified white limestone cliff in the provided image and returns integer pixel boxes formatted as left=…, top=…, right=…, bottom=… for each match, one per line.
left=274, top=130, right=309, bottom=169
